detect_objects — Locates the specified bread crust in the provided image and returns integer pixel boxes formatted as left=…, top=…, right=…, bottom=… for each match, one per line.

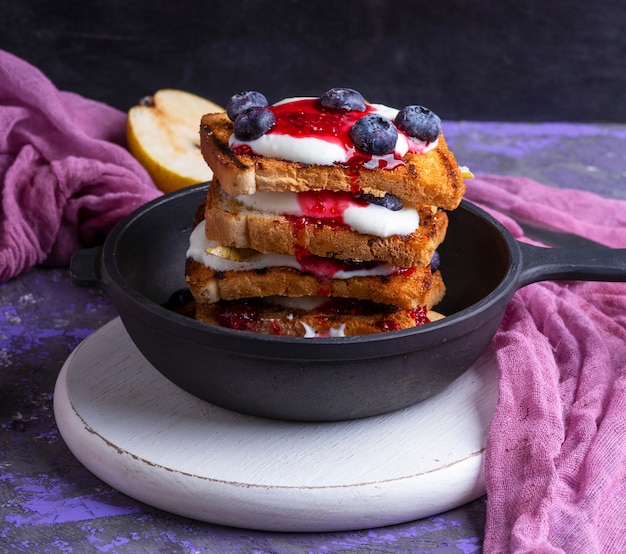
left=194, top=300, right=444, bottom=337
left=203, top=182, right=448, bottom=268
left=186, top=257, right=445, bottom=310
left=200, top=112, right=466, bottom=209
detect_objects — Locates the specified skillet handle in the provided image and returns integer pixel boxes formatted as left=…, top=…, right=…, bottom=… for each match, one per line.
left=70, top=246, right=103, bottom=287
left=519, top=242, right=626, bottom=287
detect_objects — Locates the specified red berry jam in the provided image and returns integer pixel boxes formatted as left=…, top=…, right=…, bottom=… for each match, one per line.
left=238, top=98, right=409, bottom=172
left=297, top=190, right=367, bottom=220
left=216, top=300, right=283, bottom=334
left=378, top=305, right=430, bottom=332
left=217, top=300, right=260, bottom=331
left=284, top=190, right=369, bottom=234
left=378, top=320, right=402, bottom=332
left=409, top=306, right=431, bottom=326
left=269, top=98, right=374, bottom=147
left=295, top=251, right=383, bottom=280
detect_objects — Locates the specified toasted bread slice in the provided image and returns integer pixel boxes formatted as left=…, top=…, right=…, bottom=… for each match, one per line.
left=194, top=297, right=445, bottom=337
left=186, top=257, right=445, bottom=310
left=203, top=183, right=448, bottom=268
left=200, top=112, right=466, bottom=209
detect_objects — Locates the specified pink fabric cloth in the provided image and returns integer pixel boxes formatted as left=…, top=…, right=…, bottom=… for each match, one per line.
left=465, top=175, right=626, bottom=553
left=0, top=50, right=161, bottom=282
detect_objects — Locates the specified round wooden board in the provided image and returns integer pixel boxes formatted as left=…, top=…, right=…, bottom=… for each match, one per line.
left=54, top=317, right=498, bottom=532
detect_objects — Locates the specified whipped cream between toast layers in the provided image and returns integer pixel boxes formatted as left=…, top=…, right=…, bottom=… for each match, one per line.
left=187, top=221, right=399, bottom=278
left=228, top=97, right=438, bottom=168
left=234, top=190, right=419, bottom=237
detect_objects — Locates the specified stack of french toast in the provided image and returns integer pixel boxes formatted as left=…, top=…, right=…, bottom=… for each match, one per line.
left=185, top=88, right=466, bottom=337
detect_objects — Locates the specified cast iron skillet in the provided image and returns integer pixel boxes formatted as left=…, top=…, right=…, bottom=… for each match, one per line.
left=71, top=183, right=626, bottom=421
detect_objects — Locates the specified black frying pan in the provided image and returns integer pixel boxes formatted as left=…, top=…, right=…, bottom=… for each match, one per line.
left=71, top=183, right=626, bottom=421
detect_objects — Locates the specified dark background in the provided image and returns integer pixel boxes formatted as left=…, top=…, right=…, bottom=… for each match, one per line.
left=2, top=0, right=624, bottom=122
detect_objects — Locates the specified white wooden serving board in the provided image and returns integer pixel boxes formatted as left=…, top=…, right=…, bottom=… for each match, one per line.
left=53, top=317, right=498, bottom=532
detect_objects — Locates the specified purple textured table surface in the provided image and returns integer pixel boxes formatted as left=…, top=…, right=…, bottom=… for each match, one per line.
left=1, top=122, right=625, bottom=553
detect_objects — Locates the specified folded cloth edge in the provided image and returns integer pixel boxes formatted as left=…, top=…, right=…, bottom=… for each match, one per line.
left=0, top=49, right=161, bottom=282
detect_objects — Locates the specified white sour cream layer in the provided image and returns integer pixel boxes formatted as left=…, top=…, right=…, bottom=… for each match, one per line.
left=234, top=191, right=419, bottom=238
left=228, top=97, right=438, bottom=166
left=186, top=221, right=397, bottom=278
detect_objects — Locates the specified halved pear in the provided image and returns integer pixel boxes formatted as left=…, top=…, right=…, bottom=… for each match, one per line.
left=127, top=89, right=224, bottom=193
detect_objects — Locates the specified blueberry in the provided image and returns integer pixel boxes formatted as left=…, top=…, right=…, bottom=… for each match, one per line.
left=319, top=88, right=366, bottom=112
left=394, top=105, right=441, bottom=142
left=226, top=91, right=268, bottom=122
left=362, top=193, right=403, bottom=211
left=430, top=250, right=440, bottom=272
left=233, top=107, right=276, bottom=141
left=350, top=114, right=398, bottom=155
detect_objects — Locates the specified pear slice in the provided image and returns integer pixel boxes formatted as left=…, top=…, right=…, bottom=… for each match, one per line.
left=205, top=245, right=257, bottom=262
left=460, top=166, right=474, bottom=179
left=127, top=89, right=224, bottom=193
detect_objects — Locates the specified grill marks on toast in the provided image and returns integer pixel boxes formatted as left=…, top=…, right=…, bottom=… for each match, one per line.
left=201, top=123, right=250, bottom=172
left=199, top=112, right=465, bottom=208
